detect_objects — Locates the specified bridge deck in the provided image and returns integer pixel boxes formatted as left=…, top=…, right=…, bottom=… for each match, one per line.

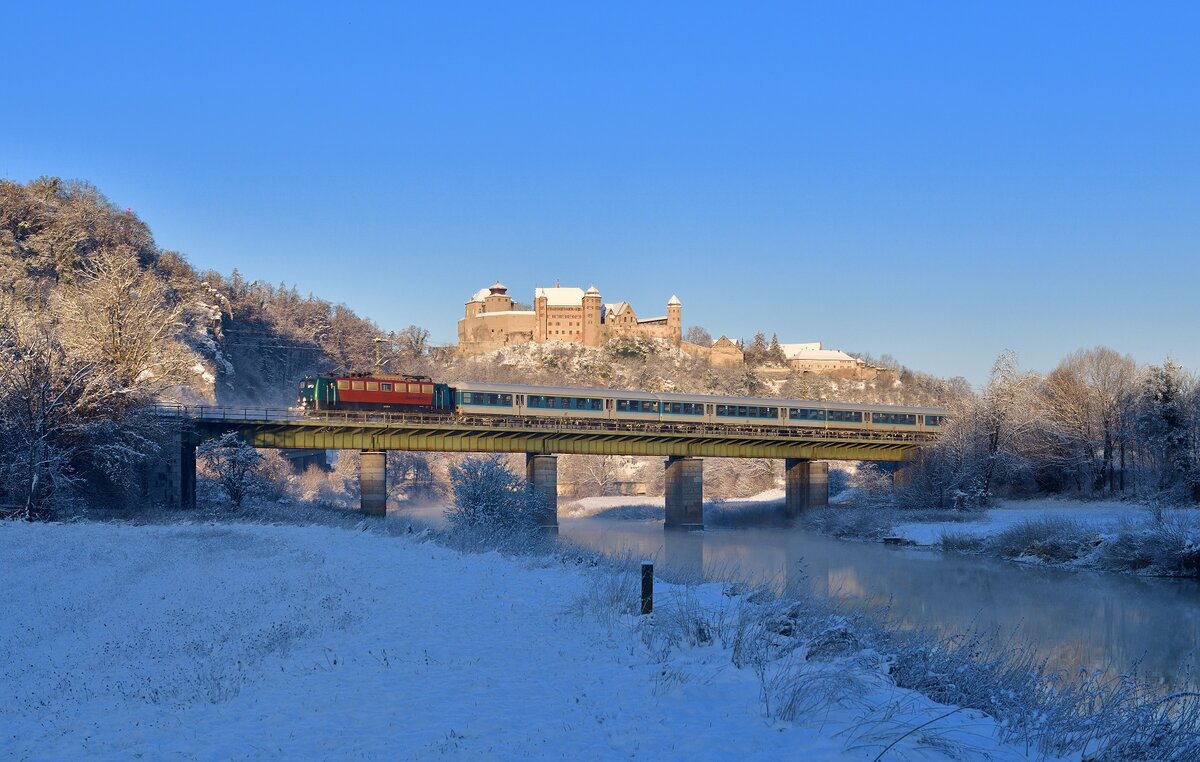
left=159, top=405, right=933, bottom=461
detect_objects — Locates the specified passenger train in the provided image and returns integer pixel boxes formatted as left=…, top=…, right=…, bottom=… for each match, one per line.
left=297, top=373, right=946, bottom=433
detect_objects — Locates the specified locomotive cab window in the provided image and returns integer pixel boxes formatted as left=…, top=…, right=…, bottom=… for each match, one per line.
left=381, top=383, right=393, bottom=392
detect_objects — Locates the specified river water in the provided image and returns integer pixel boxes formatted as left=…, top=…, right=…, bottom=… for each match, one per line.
left=558, top=516, right=1200, bottom=690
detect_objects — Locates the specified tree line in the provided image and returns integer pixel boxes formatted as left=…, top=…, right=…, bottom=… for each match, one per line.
left=907, top=348, right=1200, bottom=508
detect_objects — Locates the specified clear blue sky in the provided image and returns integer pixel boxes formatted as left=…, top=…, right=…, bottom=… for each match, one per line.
left=4, top=1, right=1197, bottom=385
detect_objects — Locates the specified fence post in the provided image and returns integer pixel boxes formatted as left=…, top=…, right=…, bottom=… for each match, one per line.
left=641, top=562, right=654, bottom=615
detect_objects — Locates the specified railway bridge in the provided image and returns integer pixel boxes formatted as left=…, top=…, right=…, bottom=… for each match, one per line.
left=152, top=405, right=936, bottom=529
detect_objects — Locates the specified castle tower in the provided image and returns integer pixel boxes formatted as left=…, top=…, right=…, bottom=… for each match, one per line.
left=534, top=291, right=549, bottom=342
left=667, top=294, right=682, bottom=344
left=582, top=285, right=602, bottom=347
left=482, top=281, right=513, bottom=313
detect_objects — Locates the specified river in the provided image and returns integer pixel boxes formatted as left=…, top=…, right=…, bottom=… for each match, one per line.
left=403, top=501, right=1200, bottom=690
left=558, top=516, right=1200, bottom=690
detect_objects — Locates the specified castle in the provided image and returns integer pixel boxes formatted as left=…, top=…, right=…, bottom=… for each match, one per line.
left=457, top=282, right=682, bottom=357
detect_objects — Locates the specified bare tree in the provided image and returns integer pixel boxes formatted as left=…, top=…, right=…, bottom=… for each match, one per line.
left=684, top=326, right=713, bottom=346
left=198, top=432, right=265, bottom=508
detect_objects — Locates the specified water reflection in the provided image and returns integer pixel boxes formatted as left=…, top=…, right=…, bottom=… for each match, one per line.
left=561, top=517, right=1200, bottom=689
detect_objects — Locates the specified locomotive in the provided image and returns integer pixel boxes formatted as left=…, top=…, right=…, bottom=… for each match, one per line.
left=296, top=373, right=947, bottom=433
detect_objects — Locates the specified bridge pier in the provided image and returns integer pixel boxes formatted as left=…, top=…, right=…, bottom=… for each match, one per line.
left=360, top=451, right=387, bottom=516
left=181, top=442, right=197, bottom=510
left=664, top=456, right=704, bottom=530
left=785, top=458, right=828, bottom=516
left=525, top=454, right=558, bottom=530
left=139, top=430, right=196, bottom=509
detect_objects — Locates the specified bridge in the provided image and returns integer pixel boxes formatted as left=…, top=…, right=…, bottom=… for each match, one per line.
left=153, top=404, right=936, bottom=529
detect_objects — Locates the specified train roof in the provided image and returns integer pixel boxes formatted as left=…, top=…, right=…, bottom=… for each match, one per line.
left=452, top=380, right=946, bottom=414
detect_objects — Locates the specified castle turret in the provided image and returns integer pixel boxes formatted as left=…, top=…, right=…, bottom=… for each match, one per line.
left=582, top=285, right=602, bottom=347
left=667, top=294, right=682, bottom=344
left=534, top=290, right=549, bottom=342
left=482, top=281, right=513, bottom=313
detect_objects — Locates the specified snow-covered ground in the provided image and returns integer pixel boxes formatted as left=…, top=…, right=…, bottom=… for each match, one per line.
left=0, top=520, right=1031, bottom=760
left=891, top=499, right=1147, bottom=546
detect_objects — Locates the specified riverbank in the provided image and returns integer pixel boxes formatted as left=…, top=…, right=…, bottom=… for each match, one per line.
left=881, top=499, right=1200, bottom=577
left=1, top=516, right=1035, bottom=760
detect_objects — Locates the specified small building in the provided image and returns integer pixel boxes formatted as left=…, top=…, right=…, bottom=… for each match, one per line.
left=780, top=342, right=871, bottom=379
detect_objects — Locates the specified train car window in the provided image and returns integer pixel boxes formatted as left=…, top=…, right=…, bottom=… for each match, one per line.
left=828, top=410, right=863, bottom=423
left=870, top=412, right=916, bottom=425
left=337, top=380, right=349, bottom=390
left=366, top=382, right=378, bottom=391
left=640, top=401, right=659, bottom=413
left=925, top=415, right=944, bottom=426
left=422, top=384, right=433, bottom=394
left=789, top=408, right=826, bottom=421
left=351, top=381, right=365, bottom=391
left=381, top=383, right=393, bottom=392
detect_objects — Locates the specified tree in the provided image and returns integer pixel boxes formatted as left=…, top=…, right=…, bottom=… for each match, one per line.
left=57, top=247, right=189, bottom=399
left=395, top=325, right=431, bottom=358
left=768, top=333, right=787, bottom=365
left=685, top=326, right=713, bottom=346
left=1135, top=359, right=1197, bottom=501
left=446, top=455, right=544, bottom=533
left=198, top=432, right=265, bottom=508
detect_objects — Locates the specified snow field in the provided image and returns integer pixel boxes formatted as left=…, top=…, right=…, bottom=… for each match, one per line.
left=0, top=521, right=1032, bottom=760
left=891, top=499, right=1153, bottom=546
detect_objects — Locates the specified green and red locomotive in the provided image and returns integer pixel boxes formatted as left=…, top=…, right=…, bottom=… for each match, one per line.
left=296, top=374, right=455, bottom=412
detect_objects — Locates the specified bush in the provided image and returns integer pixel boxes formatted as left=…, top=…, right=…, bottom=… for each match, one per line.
left=939, top=531, right=986, bottom=553
left=197, top=432, right=268, bottom=509
left=801, top=507, right=896, bottom=540
left=988, top=518, right=1092, bottom=563
left=445, top=456, right=548, bottom=551
left=1094, top=511, right=1200, bottom=575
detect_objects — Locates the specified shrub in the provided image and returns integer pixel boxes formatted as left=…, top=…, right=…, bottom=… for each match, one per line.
left=197, top=432, right=267, bottom=509
left=988, top=518, right=1092, bottom=563
left=939, top=531, right=986, bottom=553
left=445, top=456, right=548, bottom=551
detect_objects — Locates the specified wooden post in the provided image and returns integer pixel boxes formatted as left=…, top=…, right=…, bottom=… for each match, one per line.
left=641, top=562, right=654, bottom=615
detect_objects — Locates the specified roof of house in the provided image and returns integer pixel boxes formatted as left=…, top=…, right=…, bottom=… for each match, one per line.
left=534, top=287, right=586, bottom=306
left=780, top=342, right=860, bottom=363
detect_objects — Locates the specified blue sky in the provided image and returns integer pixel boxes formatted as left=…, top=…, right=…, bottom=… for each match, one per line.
left=4, top=1, right=1197, bottom=385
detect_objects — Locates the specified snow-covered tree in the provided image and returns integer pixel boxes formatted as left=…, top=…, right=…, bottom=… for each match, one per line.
left=198, top=432, right=265, bottom=508
left=446, top=455, right=544, bottom=533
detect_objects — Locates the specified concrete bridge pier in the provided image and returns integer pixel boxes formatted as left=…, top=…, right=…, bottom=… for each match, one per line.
left=785, top=458, right=828, bottom=516
left=181, top=442, right=197, bottom=510
left=664, top=456, right=704, bottom=530
left=140, top=430, right=196, bottom=510
left=360, top=451, right=387, bottom=516
left=526, top=454, right=559, bottom=531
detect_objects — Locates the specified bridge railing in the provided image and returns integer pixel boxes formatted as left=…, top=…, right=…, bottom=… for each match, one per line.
left=152, top=403, right=938, bottom=445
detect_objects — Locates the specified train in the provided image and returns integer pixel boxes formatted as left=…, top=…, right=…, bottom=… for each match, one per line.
left=296, top=373, right=947, bottom=433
